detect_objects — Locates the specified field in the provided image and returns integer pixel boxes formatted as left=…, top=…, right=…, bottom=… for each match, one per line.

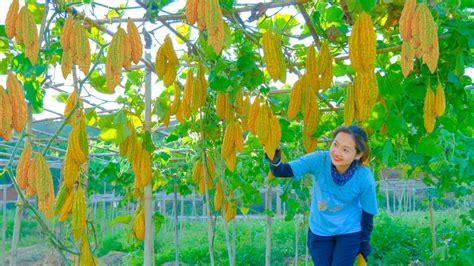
left=1, top=207, right=472, bottom=265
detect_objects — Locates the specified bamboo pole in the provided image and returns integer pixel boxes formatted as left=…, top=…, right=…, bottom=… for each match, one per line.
left=297, top=3, right=321, bottom=49
left=220, top=162, right=234, bottom=266
left=265, top=184, right=272, bottom=266
left=429, top=199, right=436, bottom=254
left=92, top=0, right=310, bottom=24
left=102, top=183, right=107, bottom=233
left=232, top=220, right=236, bottom=264
left=223, top=198, right=234, bottom=266
left=10, top=106, right=33, bottom=266
left=143, top=51, right=155, bottom=266
left=1, top=187, right=6, bottom=266
left=173, top=175, right=180, bottom=266
left=201, top=149, right=215, bottom=265
left=294, top=216, right=299, bottom=265
left=10, top=197, right=22, bottom=266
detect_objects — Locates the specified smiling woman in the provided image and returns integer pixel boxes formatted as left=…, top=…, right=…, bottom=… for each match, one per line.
left=265, top=124, right=377, bottom=266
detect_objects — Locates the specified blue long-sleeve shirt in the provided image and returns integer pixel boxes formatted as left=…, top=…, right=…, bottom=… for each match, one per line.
left=270, top=151, right=377, bottom=236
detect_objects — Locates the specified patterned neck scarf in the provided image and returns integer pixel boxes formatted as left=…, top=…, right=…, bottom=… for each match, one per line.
left=331, top=161, right=358, bottom=186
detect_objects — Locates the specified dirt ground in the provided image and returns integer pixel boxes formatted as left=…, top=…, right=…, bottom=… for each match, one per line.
left=4, top=244, right=127, bottom=265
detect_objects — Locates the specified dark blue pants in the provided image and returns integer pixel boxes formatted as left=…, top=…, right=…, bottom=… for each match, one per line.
left=307, top=228, right=361, bottom=266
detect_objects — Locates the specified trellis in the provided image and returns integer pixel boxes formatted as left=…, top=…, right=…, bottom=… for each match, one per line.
left=0, top=0, right=395, bottom=264
left=0, top=0, right=461, bottom=265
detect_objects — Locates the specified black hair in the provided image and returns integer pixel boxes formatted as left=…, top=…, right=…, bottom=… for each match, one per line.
left=333, top=125, right=370, bottom=165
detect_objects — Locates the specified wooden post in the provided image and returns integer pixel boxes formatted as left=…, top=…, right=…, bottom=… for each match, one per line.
left=399, top=188, right=405, bottom=213
left=1, top=187, right=6, bottom=266
left=305, top=218, right=309, bottom=266
left=173, top=175, right=179, bottom=266
left=404, top=181, right=408, bottom=212
left=180, top=194, right=184, bottom=231
left=223, top=194, right=234, bottom=266
left=392, top=189, right=396, bottom=213
left=276, top=189, right=281, bottom=217
left=202, top=198, right=206, bottom=217
left=111, top=190, right=116, bottom=233
left=143, top=51, right=155, bottom=266
left=265, top=184, right=272, bottom=266
left=294, top=216, right=299, bottom=265
left=192, top=193, right=196, bottom=217
left=429, top=199, right=436, bottom=254
left=10, top=194, right=22, bottom=266
left=102, top=182, right=106, bottom=232
left=383, top=174, right=390, bottom=213
left=11, top=105, right=32, bottom=266
left=232, top=220, right=236, bottom=264
left=407, top=183, right=411, bottom=212
left=162, top=198, right=166, bottom=215
left=180, top=195, right=184, bottom=217
left=201, top=149, right=215, bottom=265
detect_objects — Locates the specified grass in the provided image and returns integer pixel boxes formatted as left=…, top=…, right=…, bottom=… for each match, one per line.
left=0, top=207, right=472, bottom=265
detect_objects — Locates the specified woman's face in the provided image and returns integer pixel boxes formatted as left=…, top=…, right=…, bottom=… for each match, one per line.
left=329, top=132, right=362, bottom=172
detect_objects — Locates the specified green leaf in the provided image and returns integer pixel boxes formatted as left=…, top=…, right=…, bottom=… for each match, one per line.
left=111, top=215, right=132, bottom=226
left=219, top=0, right=234, bottom=9
left=143, top=131, right=155, bottom=153
left=54, top=93, right=68, bottom=104
left=382, top=141, right=393, bottom=165
left=164, top=132, right=179, bottom=143
left=11, top=54, right=33, bottom=76
left=98, top=111, right=130, bottom=144
left=156, top=151, right=171, bottom=164
left=126, top=70, right=143, bottom=85
left=237, top=54, right=254, bottom=72
left=153, top=94, right=170, bottom=120
left=89, top=69, right=109, bottom=94
left=386, top=113, right=405, bottom=136
left=333, top=62, right=348, bottom=77
left=437, top=116, right=457, bottom=133
left=209, top=75, right=232, bottom=91
left=257, top=17, right=273, bottom=31
left=360, top=0, right=377, bottom=12
left=175, top=23, right=190, bottom=44
left=154, top=212, right=165, bottom=233
left=0, top=58, right=8, bottom=74
left=84, top=108, right=98, bottom=127
left=456, top=53, right=465, bottom=78
left=263, top=209, right=275, bottom=217
left=23, top=80, right=43, bottom=113
left=259, top=86, right=270, bottom=95
left=25, top=64, right=48, bottom=77
left=0, top=25, right=6, bottom=38
left=280, top=119, right=295, bottom=142
left=26, top=0, right=45, bottom=23
left=415, top=138, right=443, bottom=157
left=274, top=14, right=299, bottom=32
left=324, top=6, right=343, bottom=21
left=152, top=171, right=167, bottom=191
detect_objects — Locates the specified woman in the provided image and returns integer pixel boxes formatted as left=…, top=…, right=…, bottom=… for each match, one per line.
left=266, top=125, right=377, bottom=266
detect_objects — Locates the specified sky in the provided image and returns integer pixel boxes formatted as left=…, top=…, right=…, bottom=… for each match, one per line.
left=0, top=0, right=291, bottom=122
left=0, top=0, right=472, bottom=123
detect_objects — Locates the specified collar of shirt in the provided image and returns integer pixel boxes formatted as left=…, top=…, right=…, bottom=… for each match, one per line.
left=331, top=160, right=358, bottom=186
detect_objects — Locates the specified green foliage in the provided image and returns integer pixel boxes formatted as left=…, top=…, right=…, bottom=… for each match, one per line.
left=0, top=0, right=472, bottom=263
left=23, top=80, right=44, bottom=113
left=98, top=110, right=131, bottom=144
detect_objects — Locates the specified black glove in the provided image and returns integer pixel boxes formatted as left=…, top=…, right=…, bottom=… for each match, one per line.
left=359, top=240, right=371, bottom=261
left=264, top=148, right=281, bottom=166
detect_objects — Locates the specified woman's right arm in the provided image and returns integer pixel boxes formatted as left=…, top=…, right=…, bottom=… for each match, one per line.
left=266, top=149, right=294, bottom=178
left=266, top=148, right=320, bottom=181
left=269, top=162, right=294, bottom=177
